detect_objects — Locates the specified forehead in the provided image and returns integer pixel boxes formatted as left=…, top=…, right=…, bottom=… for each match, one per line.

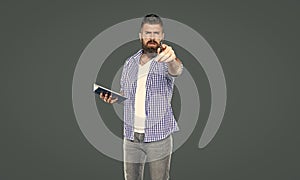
left=141, top=23, right=163, bottom=32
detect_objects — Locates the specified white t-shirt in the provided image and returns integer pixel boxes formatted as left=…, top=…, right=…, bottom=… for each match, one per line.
left=134, top=59, right=153, bottom=133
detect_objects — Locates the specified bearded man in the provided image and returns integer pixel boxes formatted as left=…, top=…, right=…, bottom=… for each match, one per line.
left=100, top=14, right=183, bottom=180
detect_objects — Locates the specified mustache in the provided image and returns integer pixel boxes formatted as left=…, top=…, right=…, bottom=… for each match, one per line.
left=147, top=40, right=159, bottom=45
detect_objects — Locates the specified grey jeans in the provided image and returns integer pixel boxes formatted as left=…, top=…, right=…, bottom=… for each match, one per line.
left=123, top=132, right=173, bottom=180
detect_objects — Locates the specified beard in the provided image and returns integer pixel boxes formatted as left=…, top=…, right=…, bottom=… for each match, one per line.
left=141, top=39, right=160, bottom=53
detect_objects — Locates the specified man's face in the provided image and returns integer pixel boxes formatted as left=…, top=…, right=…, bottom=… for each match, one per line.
left=139, top=23, right=164, bottom=53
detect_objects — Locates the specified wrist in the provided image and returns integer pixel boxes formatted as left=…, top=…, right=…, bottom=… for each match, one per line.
left=168, top=57, right=177, bottom=64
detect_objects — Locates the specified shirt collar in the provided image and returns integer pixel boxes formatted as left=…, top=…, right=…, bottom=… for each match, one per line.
left=134, top=49, right=144, bottom=64
left=134, top=49, right=158, bottom=64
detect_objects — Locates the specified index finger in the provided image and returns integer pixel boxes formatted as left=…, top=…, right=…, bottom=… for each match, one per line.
left=160, top=44, right=167, bottom=54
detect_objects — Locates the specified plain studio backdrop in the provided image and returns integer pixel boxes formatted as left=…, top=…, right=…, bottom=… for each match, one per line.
left=1, top=0, right=299, bottom=180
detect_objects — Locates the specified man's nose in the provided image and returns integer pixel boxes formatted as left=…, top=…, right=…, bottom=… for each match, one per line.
left=148, top=34, right=154, bottom=39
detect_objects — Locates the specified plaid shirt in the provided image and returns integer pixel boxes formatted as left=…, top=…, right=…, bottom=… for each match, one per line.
left=120, top=49, right=182, bottom=142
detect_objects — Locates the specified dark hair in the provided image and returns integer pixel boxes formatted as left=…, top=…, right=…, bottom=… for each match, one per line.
left=141, top=14, right=163, bottom=28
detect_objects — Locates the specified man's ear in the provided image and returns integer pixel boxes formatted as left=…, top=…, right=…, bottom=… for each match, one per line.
left=162, top=32, right=165, bottom=40
left=139, top=33, right=142, bottom=41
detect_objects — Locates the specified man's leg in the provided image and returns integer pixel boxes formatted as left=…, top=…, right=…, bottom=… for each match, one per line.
left=146, top=135, right=173, bottom=180
left=124, top=161, right=145, bottom=180
left=123, top=137, right=147, bottom=180
left=148, top=154, right=171, bottom=180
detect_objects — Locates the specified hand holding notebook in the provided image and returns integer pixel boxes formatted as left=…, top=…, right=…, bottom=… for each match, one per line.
left=93, top=83, right=127, bottom=104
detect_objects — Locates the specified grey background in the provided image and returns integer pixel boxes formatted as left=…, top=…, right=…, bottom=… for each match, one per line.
left=1, top=0, right=299, bottom=179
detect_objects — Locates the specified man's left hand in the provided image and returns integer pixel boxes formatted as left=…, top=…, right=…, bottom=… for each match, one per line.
left=155, top=44, right=176, bottom=63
